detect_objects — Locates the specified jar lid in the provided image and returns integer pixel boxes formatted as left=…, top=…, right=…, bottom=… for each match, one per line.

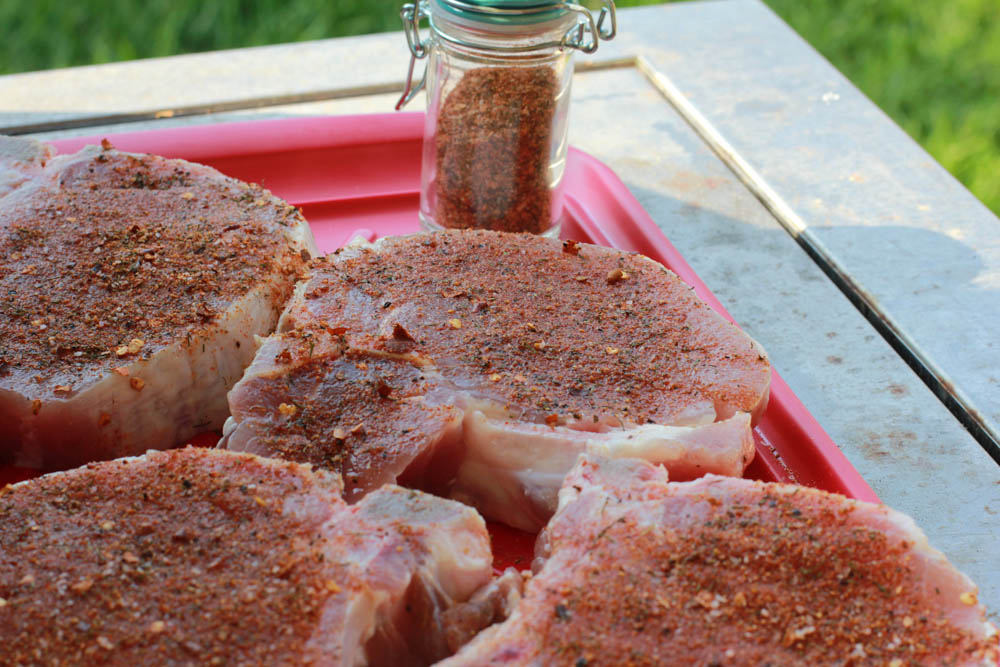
left=432, top=0, right=569, bottom=26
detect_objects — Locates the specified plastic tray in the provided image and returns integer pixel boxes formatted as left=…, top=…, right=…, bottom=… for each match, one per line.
left=1, top=114, right=878, bottom=514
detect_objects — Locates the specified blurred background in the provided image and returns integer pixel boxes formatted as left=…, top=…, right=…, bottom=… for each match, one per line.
left=1, top=0, right=996, bottom=216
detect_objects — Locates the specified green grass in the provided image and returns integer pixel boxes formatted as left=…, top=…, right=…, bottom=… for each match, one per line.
left=1, top=0, right=997, bottom=216
left=764, top=0, right=1000, bottom=216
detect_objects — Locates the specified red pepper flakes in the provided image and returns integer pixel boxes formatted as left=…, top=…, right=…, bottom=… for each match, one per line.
left=392, top=323, right=415, bottom=342
left=607, top=268, right=630, bottom=284
left=433, top=67, right=557, bottom=234
left=70, top=579, right=94, bottom=595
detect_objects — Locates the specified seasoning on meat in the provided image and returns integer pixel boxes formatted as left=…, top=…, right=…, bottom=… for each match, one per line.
left=442, top=455, right=1000, bottom=666
left=0, top=136, right=316, bottom=470
left=222, top=330, right=464, bottom=502
left=0, top=447, right=497, bottom=665
left=224, top=231, right=768, bottom=531
left=433, top=67, right=557, bottom=234
left=295, top=231, right=768, bottom=427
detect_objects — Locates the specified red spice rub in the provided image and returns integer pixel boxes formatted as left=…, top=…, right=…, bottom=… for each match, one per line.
left=433, top=67, right=557, bottom=233
left=289, top=231, right=770, bottom=429
left=0, top=142, right=309, bottom=392
left=224, top=329, right=464, bottom=501
left=0, top=448, right=497, bottom=665
left=0, top=448, right=345, bottom=665
left=444, top=457, right=999, bottom=666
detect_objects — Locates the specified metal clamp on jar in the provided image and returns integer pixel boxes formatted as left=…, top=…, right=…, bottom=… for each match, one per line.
left=396, top=0, right=616, bottom=237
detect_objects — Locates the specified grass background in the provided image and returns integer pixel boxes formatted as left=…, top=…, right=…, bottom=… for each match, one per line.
left=1, top=0, right=997, bottom=216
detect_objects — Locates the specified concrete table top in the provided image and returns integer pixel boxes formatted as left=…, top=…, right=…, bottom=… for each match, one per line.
left=2, top=0, right=998, bottom=620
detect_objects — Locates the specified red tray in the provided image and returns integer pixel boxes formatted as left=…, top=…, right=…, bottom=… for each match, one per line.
left=1, top=115, right=877, bottom=556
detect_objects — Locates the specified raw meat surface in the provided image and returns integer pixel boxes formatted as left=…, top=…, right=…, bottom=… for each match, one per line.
left=0, top=447, right=495, bottom=666
left=0, top=136, right=52, bottom=197
left=224, top=231, right=769, bottom=529
left=0, top=136, right=317, bottom=470
left=442, top=455, right=1000, bottom=666
left=453, top=410, right=753, bottom=531
left=222, top=327, right=463, bottom=503
left=284, top=232, right=769, bottom=428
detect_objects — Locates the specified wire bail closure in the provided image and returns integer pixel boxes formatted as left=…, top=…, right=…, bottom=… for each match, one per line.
left=395, top=0, right=617, bottom=109
left=396, top=1, right=431, bottom=110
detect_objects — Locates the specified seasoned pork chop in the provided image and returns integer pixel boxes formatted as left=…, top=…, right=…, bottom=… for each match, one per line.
left=221, top=327, right=464, bottom=503
left=224, top=231, right=767, bottom=529
left=442, top=455, right=999, bottom=666
left=0, top=448, right=495, bottom=666
left=0, top=136, right=317, bottom=470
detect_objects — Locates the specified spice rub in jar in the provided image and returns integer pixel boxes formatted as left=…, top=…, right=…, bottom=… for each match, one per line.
left=431, top=66, right=559, bottom=234
left=0, top=136, right=317, bottom=470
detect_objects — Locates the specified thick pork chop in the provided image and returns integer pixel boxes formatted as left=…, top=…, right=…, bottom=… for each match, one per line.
left=0, top=136, right=317, bottom=470
left=443, top=455, right=999, bottom=666
left=224, top=231, right=767, bottom=529
left=0, top=447, right=496, bottom=666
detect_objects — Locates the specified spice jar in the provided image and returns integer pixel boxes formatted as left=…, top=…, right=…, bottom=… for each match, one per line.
left=397, top=0, right=617, bottom=236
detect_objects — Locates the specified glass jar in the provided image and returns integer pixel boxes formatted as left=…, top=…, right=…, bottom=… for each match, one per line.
left=397, top=0, right=617, bottom=237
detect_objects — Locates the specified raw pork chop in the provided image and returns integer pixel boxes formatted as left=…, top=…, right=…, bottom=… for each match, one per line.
left=0, top=136, right=317, bottom=470
left=0, top=447, right=496, bottom=666
left=223, top=231, right=767, bottom=530
left=442, top=455, right=999, bottom=666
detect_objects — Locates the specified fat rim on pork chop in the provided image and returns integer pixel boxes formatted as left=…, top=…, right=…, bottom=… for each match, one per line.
left=224, top=230, right=769, bottom=530
left=0, top=136, right=317, bottom=470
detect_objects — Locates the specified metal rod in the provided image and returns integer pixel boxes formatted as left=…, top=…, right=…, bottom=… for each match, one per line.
left=635, top=55, right=1000, bottom=466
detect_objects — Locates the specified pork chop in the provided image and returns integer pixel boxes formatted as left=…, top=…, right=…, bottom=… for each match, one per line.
left=223, top=231, right=767, bottom=530
left=442, top=455, right=1000, bottom=666
left=0, top=136, right=317, bottom=470
left=0, top=447, right=496, bottom=666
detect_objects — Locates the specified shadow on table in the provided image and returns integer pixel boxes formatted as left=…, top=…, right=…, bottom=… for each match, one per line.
left=626, top=182, right=989, bottom=321
left=629, top=181, right=998, bottom=471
